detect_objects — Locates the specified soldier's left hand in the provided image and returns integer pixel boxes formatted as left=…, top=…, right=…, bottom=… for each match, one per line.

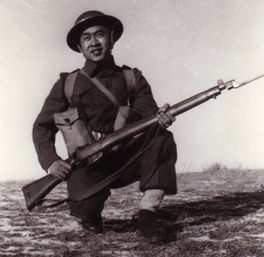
left=157, top=103, right=176, bottom=129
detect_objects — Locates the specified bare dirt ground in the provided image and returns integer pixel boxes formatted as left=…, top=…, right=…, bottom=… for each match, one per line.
left=0, top=167, right=264, bottom=257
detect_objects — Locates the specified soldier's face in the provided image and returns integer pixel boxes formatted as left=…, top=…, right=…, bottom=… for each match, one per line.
left=78, top=25, right=112, bottom=63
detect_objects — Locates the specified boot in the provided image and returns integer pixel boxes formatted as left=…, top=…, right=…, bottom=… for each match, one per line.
left=81, top=215, right=103, bottom=234
left=137, top=209, right=170, bottom=243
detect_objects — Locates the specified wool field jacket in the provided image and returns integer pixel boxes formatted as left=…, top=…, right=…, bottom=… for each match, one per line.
left=32, top=56, right=159, bottom=171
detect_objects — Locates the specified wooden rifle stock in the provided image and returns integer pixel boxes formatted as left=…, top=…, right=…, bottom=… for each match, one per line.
left=22, top=83, right=226, bottom=211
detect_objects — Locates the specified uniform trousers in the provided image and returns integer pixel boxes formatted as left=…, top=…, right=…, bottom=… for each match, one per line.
left=67, top=128, right=177, bottom=220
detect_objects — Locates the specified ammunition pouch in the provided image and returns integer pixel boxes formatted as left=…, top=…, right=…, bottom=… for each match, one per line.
left=54, top=107, right=95, bottom=157
left=56, top=68, right=138, bottom=155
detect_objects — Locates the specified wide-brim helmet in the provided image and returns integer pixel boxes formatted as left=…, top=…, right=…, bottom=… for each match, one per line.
left=67, top=10, right=123, bottom=52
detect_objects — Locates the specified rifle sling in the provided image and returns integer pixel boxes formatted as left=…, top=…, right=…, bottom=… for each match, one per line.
left=40, top=145, right=142, bottom=208
left=38, top=124, right=160, bottom=208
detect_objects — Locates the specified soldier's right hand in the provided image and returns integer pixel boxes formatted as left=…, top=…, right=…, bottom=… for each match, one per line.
left=48, top=160, right=72, bottom=180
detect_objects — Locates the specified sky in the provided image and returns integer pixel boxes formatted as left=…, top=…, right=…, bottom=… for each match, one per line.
left=1, top=0, right=264, bottom=180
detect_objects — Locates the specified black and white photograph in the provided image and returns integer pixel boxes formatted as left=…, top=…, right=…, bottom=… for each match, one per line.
left=1, top=0, right=264, bottom=256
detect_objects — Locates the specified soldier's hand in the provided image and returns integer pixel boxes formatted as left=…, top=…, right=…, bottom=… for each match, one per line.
left=157, top=103, right=176, bottom=129
left=48, top=160, right=72, bottom=180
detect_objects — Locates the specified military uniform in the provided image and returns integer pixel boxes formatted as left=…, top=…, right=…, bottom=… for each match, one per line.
left=33, top=56, right=177, bottom=220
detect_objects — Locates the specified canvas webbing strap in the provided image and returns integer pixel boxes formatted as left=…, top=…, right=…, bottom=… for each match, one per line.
left=122, top=69, right=137, bottom=95
left=64, top=68, right=136, bottom=106
left=80, top=69, right=120, bottom=108
left=64, top=71, right=79, bottom=104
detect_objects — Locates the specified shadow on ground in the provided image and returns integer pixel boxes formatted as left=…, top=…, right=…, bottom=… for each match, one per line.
left=104, top=190, right=264, bottom=235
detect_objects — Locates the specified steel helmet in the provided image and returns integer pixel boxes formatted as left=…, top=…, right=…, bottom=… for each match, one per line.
left=67, top=10, right=123, bottom=52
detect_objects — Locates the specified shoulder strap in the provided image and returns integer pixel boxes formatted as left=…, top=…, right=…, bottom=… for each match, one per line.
left=65, top=68, right=137, bottom=107
left=64, top=71, right=79, bottom=104
left=80, top=69, right=120, bottom=108
left=122, top=67, right=137, bottom=95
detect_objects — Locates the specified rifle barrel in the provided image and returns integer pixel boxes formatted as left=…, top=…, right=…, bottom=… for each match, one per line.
left=76, top=85, right=224, bottom=160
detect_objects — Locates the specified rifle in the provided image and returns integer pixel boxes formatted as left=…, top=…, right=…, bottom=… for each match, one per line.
left=22, top=74, right=264, bottom=211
